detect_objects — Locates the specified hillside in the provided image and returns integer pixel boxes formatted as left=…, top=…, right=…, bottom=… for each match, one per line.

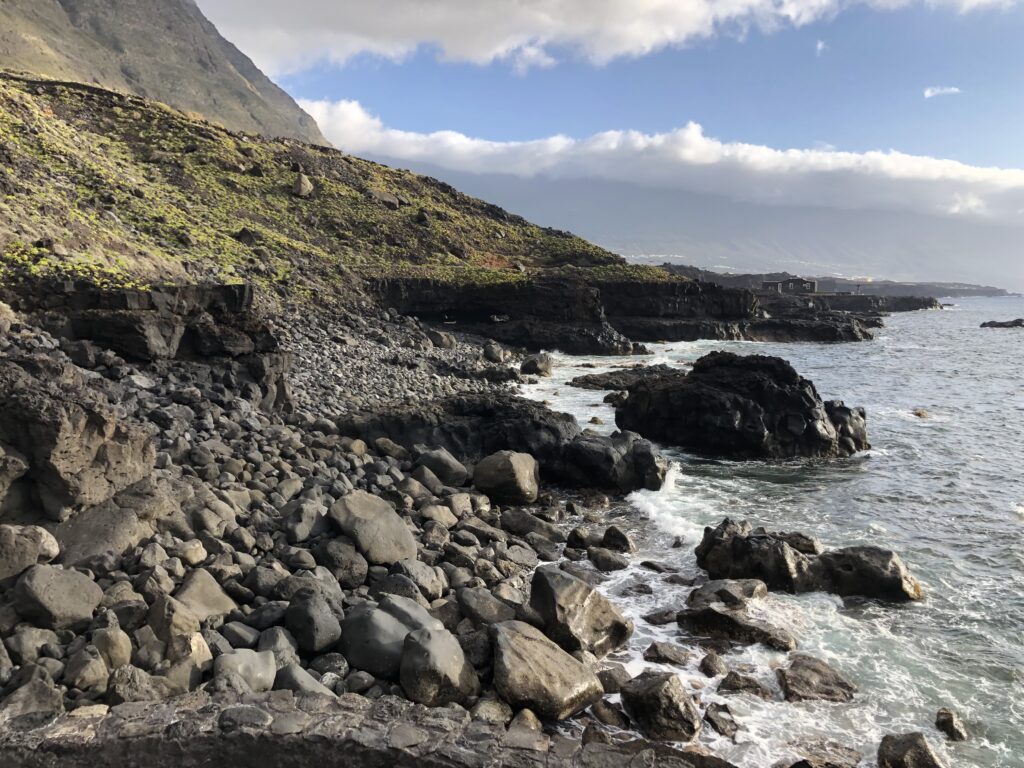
left=0, top=0, right=325, bottom=144
left=0, top=71, right=625, bottom=306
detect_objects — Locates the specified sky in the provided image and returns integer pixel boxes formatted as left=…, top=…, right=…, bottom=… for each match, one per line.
left=195, top=0, right=1024, bottom=284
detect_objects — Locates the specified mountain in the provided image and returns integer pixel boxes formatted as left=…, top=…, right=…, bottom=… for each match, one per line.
left=0, top=0, right=325, bottom=144
left=0, top=71, right=620, bottom=303
left=367, top=162, right=1024, bottom=293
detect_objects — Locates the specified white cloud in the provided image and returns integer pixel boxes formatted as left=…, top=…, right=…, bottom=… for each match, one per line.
left=816, top=39, right=828, bottom=56
left=197, top=0, right=1018, bottom=75
left=924, top=85, right=963, bottom=98
left=302, top=98, right=1024, bottom=224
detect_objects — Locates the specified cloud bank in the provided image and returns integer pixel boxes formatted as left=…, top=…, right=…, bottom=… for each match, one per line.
left=197, top=0, right=1019, bottom=75
left=302, top=98, right=1024, bottom=225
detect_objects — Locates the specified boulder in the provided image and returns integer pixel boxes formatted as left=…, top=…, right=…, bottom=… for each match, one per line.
left=292, top=173, right=314, bottom=198
left=338, top=595, right=443, bottom=680
left=147, top=594, right=200, bottom=643
left=687, top=579, right=768, bottom=610
left=696, top=519, right=923, bottom=602
left=273, top=663, right=334, bottom=697
left=473, top=451, right=539, bottom=504
left=521, top=354, right=553, bottom=377
left=877, top=733, right=948, bottom=768
left=935, top=708, right=968, bottom=741
left=0, top=358, right=156, bottom=521
left=529, top=566, right=633, bottom=658
left=313, top=539, right=368, bottom=589
left=415, top=447, right=468, bottom=487
left=106, top=665, right=184, bottom=704
left=285, top=588, right=342, bottom=653
left=214, top=649, right=277, bottom=693
left=399, top=627, right=480, bottom=706
left=718, top=671, right=772, bottom=700
left=676, top=605, right=796, bottom=652
left=620, top=670, right=702, bottom=742
left=815, top=547, right=923, bottom=602
left=490, top=621, right=603, bottom=721
left=13, top=565, right=102, bottom=630
left=174, top=568, right=238, bottom=623
left=0, top=525, right=60, bottom=582
left=558, top=431, right=667, bottom=493
left=776, top=655, right=856, bottom=702
left=0, top=667, right=63, bottom=722
left=328, top=491, right=416, bottom=566
left=615, top=352, right=869, bottom=459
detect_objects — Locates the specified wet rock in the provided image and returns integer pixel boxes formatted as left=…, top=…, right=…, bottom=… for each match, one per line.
left=677, top=605, right=796, bottom=652
left=521, top=354, right=553, bottom=377
left=704, top=703, right=738, bottom=739
left=814, top=547, right=923, bottom=602
left=777, top=654, right=856, bottom=702
left=718, top=671, right=772, bottom=700
left=587, top=547, right=629, bottom=572
left=399, top=627, right=479, bottom=706
left=687, top=578, right=767, bottom=610
left=529, top=566, right=633, bottom=658
left=600, top=525, right=636, bottom=554
left=877, top=733, right=948, bottom=768
left=935, top=708, right=968, bottom=741
left=620, top=670, right=702, bottom=742
left=328, top=491, right=417, bottom=565
left=13, top=565, right=102, bottom=630
left=698, top=651, right=728, bottom=677
left=616, top=352, right=869, bottom=459
left=642, top=642, right=692, bottom=667
left=473, top=451, right=539, bottom=504
left=490, top=620, right=603, bottom=721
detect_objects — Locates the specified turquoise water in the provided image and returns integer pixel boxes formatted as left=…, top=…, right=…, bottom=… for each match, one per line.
left=523, top=297, right=1024, bottom=767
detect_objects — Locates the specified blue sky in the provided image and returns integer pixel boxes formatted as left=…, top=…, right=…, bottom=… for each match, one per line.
left=276, top=5, right=1024, bottom=168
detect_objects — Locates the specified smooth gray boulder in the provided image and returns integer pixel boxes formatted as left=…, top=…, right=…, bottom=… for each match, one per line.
left=620, top=670, right=702, bottom=742
left=328, top=491, right=416, bottom=565
left=284, top=588, right=342, bottom=653
left=415, top=448, right=468, bottom=487
left=529, top=566, right=633, bottom=658
left=490, top=620, right=603, bottom=721
left=273, top=663, right=335, bottom=697
left=338, top=595, right=443, bottom=680
left=473, top=451, right=539, bottom=504
left=13, top=565, right=102, bottom=630
left=214, top=650, right=277, bottom=693
left=399, top=627, right=479, bottom=706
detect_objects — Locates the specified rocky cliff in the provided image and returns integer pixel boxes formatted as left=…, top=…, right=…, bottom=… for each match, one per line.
left=0, top=0, right=325, bottom=144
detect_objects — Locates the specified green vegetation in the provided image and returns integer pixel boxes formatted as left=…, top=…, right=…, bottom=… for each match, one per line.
left=0, top=72, right=681, bottom=307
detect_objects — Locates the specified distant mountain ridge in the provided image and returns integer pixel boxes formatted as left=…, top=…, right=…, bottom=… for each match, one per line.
left=0, top=0, right=326, bottom=144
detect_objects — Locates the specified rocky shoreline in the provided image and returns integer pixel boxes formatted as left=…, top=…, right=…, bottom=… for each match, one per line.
left=0, top=277, right=955, bottom=768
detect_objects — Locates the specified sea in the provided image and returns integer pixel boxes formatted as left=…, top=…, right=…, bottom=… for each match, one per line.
left=520, top=296, right=1024, bottom=768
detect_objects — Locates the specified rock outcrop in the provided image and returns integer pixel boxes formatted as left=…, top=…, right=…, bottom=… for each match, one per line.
left=695, top=519, right=923, bottom=601
left=616, top=352, right=869, bottom=459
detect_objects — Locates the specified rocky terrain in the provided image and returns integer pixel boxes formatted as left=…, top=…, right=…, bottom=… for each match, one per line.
left=0, top=61, right=957, bottom=768
left=0, top=0, right=324, bottom=144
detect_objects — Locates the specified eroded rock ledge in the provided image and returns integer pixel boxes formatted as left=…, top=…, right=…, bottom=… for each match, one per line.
left=0, top=690, right=738, bottom=768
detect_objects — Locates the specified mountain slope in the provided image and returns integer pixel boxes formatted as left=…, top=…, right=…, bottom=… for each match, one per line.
left=0, top=0, right=326, bottom=144
left=0, top=72, right=623, bottom=306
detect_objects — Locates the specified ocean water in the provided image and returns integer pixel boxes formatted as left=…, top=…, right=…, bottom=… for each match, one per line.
left=521, top=297, right=1024, bottom=768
